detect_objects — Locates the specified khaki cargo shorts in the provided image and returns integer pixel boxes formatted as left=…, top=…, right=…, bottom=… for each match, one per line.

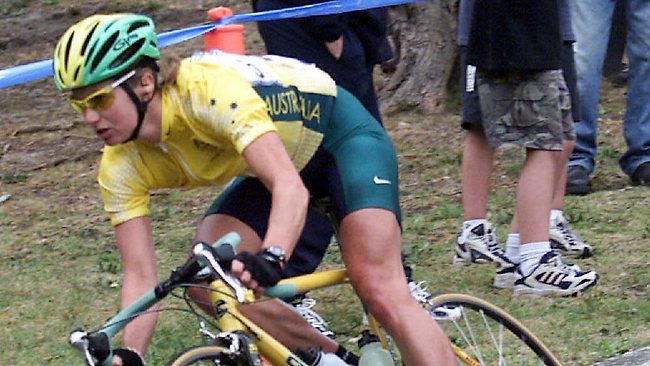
left=477, top=69, right=574, bottom=150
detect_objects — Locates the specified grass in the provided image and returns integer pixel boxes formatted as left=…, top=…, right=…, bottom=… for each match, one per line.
left=0, top=1, right=648, bottom=364
left=0, top=0, right=29, bottom=16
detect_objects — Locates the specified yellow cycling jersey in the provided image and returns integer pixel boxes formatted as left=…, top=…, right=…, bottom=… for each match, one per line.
left=98, top=51, right=337, bottom=226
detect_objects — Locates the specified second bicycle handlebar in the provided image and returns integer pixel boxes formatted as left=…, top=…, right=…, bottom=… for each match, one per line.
left=70, top=232, right=242, bottom=366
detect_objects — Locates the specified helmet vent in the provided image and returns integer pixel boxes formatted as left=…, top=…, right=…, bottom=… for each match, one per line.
left=110, top=38, right=145, bottom=69
left=128, top=20, right=149, bottom=33
left=73, top=65, right=80, bottom=82
left=91, top=31, right=119, bottom=73
left=81, top=23, right=99, bottom=57
left=86, top=43, right=96, bottom=66
left=64, top=31, right=74, bottom=68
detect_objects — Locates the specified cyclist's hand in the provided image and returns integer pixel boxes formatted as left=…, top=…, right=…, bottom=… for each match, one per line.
left=232, top=251, right=284, bottom=293
left=111, top=348, right=145, bottom=366
left=112, top=355, right=123, bottom=366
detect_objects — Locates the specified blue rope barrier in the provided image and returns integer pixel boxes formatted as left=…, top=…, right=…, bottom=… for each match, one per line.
left=0, top=0, right=424, bottom=89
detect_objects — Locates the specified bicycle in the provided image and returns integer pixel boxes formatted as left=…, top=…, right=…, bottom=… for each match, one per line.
left=69, top=232, right=563, bottom=366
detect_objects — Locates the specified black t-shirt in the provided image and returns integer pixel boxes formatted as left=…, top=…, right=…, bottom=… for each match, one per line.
left=466, top=0, right=562, bottom=72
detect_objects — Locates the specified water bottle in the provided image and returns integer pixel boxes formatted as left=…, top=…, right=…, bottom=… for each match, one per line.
left=357, top=330, right=394, bottom=366
left=296, top=347, right=348, bottom=366
left=317, top=352, right=349, bottom=366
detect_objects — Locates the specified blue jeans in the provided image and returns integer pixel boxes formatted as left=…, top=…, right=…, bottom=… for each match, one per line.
left=569, top=0, right=650, bottom=176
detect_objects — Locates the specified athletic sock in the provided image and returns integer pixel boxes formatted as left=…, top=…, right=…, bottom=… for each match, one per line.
left=505, top=233, right=520, bottom=264
left=549, top=209, right=563, bottom=226
left=518, top=241, right=551, bottom=277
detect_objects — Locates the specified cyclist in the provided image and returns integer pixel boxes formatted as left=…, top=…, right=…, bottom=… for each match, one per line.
left=53, top=14, right=456, bottom=365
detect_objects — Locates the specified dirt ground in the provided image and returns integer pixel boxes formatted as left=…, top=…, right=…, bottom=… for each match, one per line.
left=0, top=0, right=259, bottom=174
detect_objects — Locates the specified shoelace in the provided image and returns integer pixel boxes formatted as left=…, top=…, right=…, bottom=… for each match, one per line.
left=408, top=281, right=432, bottom=304
left=557, top=222, right=581, bottom=246
left=484, top=230, right=505, bottom=256
left=295, top=297, right=317, bottom=310
left=407, top=281, right=463, bottom=321
left=547, top=253, right=580, bottom=274
left=294, top=298, right=335, bottom=337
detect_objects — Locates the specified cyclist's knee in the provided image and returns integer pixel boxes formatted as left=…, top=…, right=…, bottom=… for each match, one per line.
left=356, top=280, right=409, bottom=325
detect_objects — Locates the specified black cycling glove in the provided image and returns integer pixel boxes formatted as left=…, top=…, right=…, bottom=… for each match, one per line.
left=113, top=348, right=145, bottom=366
left=234, top=251, right=285, bottom=287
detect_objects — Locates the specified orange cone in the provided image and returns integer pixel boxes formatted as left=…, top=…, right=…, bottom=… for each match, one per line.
left=203, top=7, right=245, bottom=54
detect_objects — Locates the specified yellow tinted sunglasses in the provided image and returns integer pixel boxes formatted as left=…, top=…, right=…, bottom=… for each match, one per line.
left=68, top=70, right=136, bottom=114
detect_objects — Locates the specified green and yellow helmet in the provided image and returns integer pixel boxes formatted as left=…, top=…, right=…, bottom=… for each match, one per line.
left=53, top=14, right=160, bottom=91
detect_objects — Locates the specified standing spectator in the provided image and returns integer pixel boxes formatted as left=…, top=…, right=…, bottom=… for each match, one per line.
left=454, top=0, right=592, bottom=289
left=252, top=0, right=392, bottom=123
left=566, top=0, right=650, bottom=193
left=603, top=1, right=628, bottom=85
left=467, top=0, right=599, bottom=297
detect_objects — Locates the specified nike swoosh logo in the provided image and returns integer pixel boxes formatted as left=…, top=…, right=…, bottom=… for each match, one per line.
left=373, top=176, right=391, bottom=185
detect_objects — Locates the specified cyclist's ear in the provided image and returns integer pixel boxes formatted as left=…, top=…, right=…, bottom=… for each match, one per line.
left=131, top=69, right=157, bottom=102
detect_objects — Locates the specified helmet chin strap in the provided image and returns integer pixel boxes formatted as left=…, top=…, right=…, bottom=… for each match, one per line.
left=120, top=82, right=152, bottom=143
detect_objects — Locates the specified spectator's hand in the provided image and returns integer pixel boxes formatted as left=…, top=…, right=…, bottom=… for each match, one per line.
left=325, top=36, right=344, bottom=60
left=381, top=58, right=398, bottom=73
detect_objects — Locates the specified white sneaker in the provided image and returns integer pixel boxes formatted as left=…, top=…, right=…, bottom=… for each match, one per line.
left=494, top=255, right=581, bottom=289
left=493, top=255, right=518, bottom=289
left=549, top=214, right=593, bottom=258
left=430, top=304, right=463, bottom=321
left=292, top=297, right=336, bottom=339
left=454, top=221, right=504, bottom=265
left=513, top=252, right=598, bottom=298
left=408, top=281, right=461, bottom=321
left=408, top=280, right=433, bottom=304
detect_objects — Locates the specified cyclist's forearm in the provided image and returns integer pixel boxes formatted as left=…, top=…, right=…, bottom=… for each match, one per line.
left=241, top=132, right=309, bottom=258
left=113, top=217, right=159, bottom=355
left=266, top=178, right=309, bottom=257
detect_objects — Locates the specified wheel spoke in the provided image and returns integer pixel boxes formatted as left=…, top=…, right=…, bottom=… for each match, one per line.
left=428, top=294, right=562, bottom=366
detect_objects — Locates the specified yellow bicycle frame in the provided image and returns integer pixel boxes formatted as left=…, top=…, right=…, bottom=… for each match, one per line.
left=206, top=268, right=486, bottom=366
left=206, top=269, right=353, bottom=366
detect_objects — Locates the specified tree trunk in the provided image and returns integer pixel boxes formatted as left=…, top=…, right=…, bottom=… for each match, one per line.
left=379, top=1, right=459, bottom=116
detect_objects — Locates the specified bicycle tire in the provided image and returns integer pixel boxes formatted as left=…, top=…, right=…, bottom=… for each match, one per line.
left=427, top=293, right=562, bottom=366
left=166, top=344, right=247, bottom=366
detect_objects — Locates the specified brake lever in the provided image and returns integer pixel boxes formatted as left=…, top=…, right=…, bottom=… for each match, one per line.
left=69, top=329, right=96, bottom=366
left=193, top=242, right=246, bottom=302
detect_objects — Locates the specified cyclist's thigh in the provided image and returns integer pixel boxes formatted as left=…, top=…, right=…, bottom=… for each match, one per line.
left=198, top=177, right=270, bottom=248
left=321, top=88, right=402, bottom=223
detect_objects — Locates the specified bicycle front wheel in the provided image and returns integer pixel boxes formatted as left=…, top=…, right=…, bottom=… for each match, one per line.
left=166, top=344, right=248, bottom=366
left=428, top=293, right=562, bottom=366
